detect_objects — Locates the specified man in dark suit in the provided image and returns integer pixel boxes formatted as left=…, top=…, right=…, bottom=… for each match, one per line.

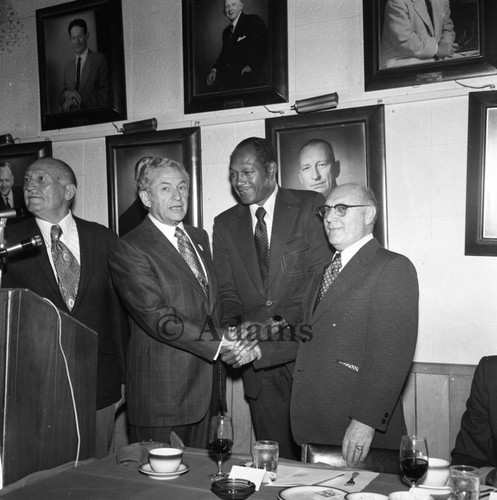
left=109, top=157, right=238, bottom=447
left=0, top=161, right=27, bottom=223
left=206, top=0, right=268, bottom=90
left=213, top=137, right=332, bottom=459
left=2, top=157, right=126, bottom=458
left=451, top=356, right=497, bottom=486
left=59, top=18, right=108, bottom=112
left=291, top=183, right=419, bottom=466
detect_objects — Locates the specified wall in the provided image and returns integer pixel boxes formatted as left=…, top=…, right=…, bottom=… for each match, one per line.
left=1, top=0, right=496, bottom=370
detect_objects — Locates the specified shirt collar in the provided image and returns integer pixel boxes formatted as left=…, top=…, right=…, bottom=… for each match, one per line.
left=339, top=233, right=374, bottom=269
left=36, top=211, right=75, bottom=245
left=249, top=184, right=278, bottom=220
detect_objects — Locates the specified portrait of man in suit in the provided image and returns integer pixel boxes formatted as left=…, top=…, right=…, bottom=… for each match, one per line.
left=0, top=161, right=27, bottom=222
left=380, top=0, right=459, bottom=68
left=2, top=157, right=127, bottom=458
left=213, top=137, right=333, bottom=459
left=59, top=18, right=108, bottom=112
left=109, top=157, right=242, bottom=447
left=291, top=183, right=419, bottom=467
left=206, top=0, right=269, bottom=90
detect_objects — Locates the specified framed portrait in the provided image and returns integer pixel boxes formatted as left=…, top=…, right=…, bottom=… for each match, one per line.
left=465, top=91, right=497, bottom=256
left=182, top=0, right=288, bottom=114
left=363, top=0, right=497, bottom=91
left=0, top=141, right=52, bottom=210
left=36, top=0, right=127, bottom=131
left=265, top=105, right=388, bottom=247
left=106, top=128, right=202, bottom=236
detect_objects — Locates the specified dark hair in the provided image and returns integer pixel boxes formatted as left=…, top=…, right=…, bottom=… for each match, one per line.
left=68, top=19, right=88, bottom=35
left=230, top=137, right=276, bottom=169
left=0, top=161, right=13, bottom=172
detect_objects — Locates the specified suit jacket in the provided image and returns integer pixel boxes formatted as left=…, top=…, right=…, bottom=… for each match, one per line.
left=2, top=216, right=126, bottom=409
left=213, top=188, right=333, bottom=399
left=118, top=198, right=147, bottom=237
left=213, top=12, right=269, bottom=89
left=451, top=356, right=497, bottom=468
left=380, top=0, right=456, bottom=68
left=291, top=238, right=419, bottom=449
left=59, top=49, right=108, bottom=109
left=109, top=217, right=222, bottom=427
left=0, top=185, right=28, bottom=224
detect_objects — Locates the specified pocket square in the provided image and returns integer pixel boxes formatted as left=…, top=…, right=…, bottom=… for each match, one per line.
left=337, top=360, right=360, bottom=372
left=237, top=35, right=246, bottom=42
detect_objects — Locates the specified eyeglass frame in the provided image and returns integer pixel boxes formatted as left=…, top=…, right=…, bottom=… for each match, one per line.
left=316, top=204, right=372, bottom=218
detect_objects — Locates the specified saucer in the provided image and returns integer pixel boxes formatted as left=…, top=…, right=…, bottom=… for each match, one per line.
left=139, top=462, right=190, bottom=480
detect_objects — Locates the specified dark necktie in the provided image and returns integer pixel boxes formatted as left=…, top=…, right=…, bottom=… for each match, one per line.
left=51, top=225, right=80, bottom=311
left=175, top=226, right=209, bottom=298
left=313, top=253, right=342, bottom=312
left=75, top=57, right=82, bottom=91
left=254, top=207, right=269, bottom=289
left=3, top=197, right=10, bottom=208
left=424, top=0, right=434, bottom=24
left=229, top=24, right=234, bottom=39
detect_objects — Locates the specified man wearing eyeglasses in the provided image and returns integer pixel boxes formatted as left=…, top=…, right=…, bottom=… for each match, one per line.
left=291, top=183, right=419, bottom=467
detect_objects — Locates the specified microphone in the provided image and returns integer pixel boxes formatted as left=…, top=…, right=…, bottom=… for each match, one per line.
left=0, top=235, right=43, bottom=260
left=0, top=208, right=25, bottom=219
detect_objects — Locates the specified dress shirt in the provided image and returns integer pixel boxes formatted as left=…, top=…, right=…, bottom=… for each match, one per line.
left=147, top=214, right=208, bottom=281
left=3, top=192, right=13, bottom=207
left=339, top=233, right=374, bottom=270
left=249, top=184, right=278, bottom=245
left=75, top=48, right=89, bottom=82
left=36, top=211, right=80, bottom=276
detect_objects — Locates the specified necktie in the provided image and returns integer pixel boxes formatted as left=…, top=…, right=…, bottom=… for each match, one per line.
left=313, top=253, right=342, bottom=312
left=175, top=227, right=209, bottom=298
left=50, top=225, right=80, bottom=311
left=75, top=57, right=81, bottom=91
left=229, top=24, right=234, bottom=39
left=3, top=197, right=10, bottom=208
left=424, top=0, right=434, bottom=24
left=254, top=207, right=269, bottom=289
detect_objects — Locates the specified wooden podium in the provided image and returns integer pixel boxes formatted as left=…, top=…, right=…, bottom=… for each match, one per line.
left=0, top=289, right=97, bottom=485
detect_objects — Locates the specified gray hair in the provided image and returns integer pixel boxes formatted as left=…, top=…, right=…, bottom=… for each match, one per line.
left=136, top=157, right=190, bottom=193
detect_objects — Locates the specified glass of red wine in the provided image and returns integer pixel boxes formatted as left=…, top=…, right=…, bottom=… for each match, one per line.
left=209, top=415, right=233, bottom=481
left=400, top=435, right=429, bottom=489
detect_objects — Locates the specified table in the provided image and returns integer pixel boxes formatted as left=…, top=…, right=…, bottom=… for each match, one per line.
left=0, top=448, right=407, bottom=500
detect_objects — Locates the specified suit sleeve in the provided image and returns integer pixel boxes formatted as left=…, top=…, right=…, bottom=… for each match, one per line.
left=383, top=0, right=439, bottom=58
left=109, top=237, right=221, bottom=361
left=451, top=357, right=496, bottom=468
left=350, top=254, right=419, bottom=431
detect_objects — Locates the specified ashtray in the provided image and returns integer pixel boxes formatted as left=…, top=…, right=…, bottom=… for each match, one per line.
left=211, top=478, right=256, bottom=500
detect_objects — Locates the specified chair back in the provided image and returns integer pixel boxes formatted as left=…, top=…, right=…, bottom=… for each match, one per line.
left=302, top=443, right=400, bottom=474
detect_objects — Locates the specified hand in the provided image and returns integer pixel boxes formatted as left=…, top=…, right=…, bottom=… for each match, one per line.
left=207, top=69, right=217, bottom=86
left=342, top=419, right=375, bottom=467
left=230, top=344, right=262, bottom=369
left=114, top=384, right=126, bottom=411
left=436, top=41, right=459, bottom=58
left=240, top=65, right=253, bottom=75
left=220, top=335, right=259, bottom=366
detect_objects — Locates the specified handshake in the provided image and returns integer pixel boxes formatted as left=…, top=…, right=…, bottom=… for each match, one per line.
left=219, top=316, right=288, bottom=369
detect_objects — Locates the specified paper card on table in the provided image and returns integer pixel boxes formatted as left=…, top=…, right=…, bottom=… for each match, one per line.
left=489, top=492, right=497, bottom=500
left=269, top=467, right=345, bottom=487
left=228, top=465, right=266, bottom=491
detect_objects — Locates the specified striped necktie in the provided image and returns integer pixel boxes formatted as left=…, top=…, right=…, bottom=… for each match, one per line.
left=313, top=253, right=342, bottom=312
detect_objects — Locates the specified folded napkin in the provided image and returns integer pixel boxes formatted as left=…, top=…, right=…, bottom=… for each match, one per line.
left=117, top=431, right=185, bottom=468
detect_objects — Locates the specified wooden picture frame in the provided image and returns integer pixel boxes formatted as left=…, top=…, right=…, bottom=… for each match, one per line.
left=182, top=0, right=288, bottom=114
left=265, top=105, right=388, bottom=247
left=106, top=128, right=202, bottom=236
left=363, top=0, right=497, bottom=92
left=36, top=0, right=127, bottom=131
left=465, top=91, right=497, bottom=256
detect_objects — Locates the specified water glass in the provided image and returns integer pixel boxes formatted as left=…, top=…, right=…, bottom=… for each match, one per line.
left=449, top=465, right=479, bottom=500
left=252, top=440, right=278, bottom=478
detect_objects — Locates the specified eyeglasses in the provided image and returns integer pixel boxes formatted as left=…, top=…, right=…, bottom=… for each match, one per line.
left=316, top=204, right=371, bottom=218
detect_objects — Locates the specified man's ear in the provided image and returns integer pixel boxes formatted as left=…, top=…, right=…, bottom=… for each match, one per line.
left=365, top=205, right=376, bottom=226
left=334, top=160, right=341, bottom=179
left=139, top=190, right=151, bottom=208
left=65, top=184, right=77, bottom=202
left=266, top=161, right=278, bottom=179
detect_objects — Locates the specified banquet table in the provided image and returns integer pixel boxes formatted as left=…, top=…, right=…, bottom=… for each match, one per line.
left=0, top=447, right=408, bottom=500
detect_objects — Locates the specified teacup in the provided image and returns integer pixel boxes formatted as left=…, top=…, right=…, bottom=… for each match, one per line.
left=420, top=458, right=450, bottom=487
left=148, top=447, right=183, bottom=473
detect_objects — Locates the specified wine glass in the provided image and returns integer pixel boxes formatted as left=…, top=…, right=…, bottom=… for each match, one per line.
left=400, top=435, right=429, bottom=489
left=208, top=415, right=233, bottom=481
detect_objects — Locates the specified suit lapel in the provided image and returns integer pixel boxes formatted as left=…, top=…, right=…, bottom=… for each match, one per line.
left=412, top=0, right=434, bottom=35
left=71, top=218, right=93, bottom=314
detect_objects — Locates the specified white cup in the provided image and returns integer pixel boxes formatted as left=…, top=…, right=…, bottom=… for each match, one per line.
left=420, top=458, right=450, bottom=487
